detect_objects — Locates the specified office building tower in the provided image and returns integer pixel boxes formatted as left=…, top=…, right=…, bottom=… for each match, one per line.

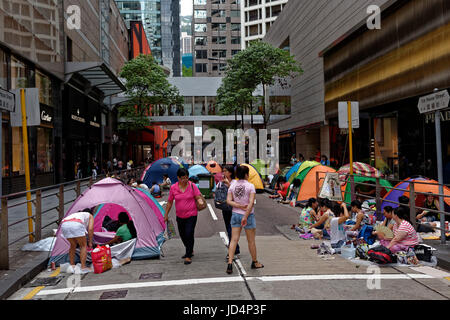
left=193, top=0, right=241, bottom=77
left=241, top=0, right=288, bottom=49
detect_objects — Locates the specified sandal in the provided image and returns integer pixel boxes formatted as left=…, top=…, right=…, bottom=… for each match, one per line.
left=226, top=263, right=233, bottom=274
left=251, top=261, right=264, bottom=269
left=184, top=257, right=192, bottom=265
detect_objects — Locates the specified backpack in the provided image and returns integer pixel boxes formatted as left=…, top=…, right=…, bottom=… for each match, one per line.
left=358, top=225, right=376, bottom=245
left=355, top=243, right=370, bottom=260
left=367, top=245, right=397, bottom=264
left=214, top=182, right=232, bottom=211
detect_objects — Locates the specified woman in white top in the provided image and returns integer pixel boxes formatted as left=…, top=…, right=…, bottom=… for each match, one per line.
left=329, top=203, right=350, bottom=249
left=60, top=208, right=94, bottom=273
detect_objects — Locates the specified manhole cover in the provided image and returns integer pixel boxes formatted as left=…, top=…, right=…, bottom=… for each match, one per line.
left=99, top=290, right=128, bottom=300
left=139, top=273, right=162, bottom=280
left=28, top=277, right=63, bottom=287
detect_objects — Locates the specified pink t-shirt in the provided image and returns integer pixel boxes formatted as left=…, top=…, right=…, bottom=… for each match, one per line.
left=168, top=182, right=202, bottom=219
left=393, top=220, right=419, bottom=247
left=228, top=180, right=256, bottom=215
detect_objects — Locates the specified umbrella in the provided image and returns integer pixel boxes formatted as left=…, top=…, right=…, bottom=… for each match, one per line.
left=338, top=162, right=382, bottom=178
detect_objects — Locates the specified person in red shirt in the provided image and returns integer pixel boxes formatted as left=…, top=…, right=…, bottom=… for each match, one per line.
left=269, top=176, right=290, bottom=201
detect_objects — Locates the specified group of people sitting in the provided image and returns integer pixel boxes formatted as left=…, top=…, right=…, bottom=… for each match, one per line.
left=269, top=177, right=301, bottom=205
left=293, top=196, right=422, bottom=256
left=126, top=174, right=172, bottom=198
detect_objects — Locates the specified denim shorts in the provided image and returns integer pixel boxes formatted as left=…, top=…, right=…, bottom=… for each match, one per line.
left=231, top=212, right=256, bottom=229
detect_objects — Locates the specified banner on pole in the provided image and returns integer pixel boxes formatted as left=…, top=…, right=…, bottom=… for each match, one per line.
left=10, top=88, right=40, bottom=127
left=318, top=172, right=343, bottom=201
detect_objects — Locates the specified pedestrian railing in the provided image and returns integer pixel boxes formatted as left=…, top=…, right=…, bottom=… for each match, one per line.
left=0, top=167, right=145, bottom=270
left=315, top=172, right=449, bottom=245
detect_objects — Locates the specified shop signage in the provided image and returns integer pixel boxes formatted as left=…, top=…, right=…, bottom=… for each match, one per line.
left=40, top=105, right=53, bottom=124
left=89, top=115, right=100, bottom=128
left=338, top=101, right=359, bottom=129
left=0, top=88, right=15, bottom=112
left=418, top=90, right=449, bottom=114
left=71, top=108, right=85, bottom=123
left=425, top=109, right=450, bottom=124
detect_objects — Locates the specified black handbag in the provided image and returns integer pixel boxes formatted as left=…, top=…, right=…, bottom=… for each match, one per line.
left=413, top=244, right=433, bottom=262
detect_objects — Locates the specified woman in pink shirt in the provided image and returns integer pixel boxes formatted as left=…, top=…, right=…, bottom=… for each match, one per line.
left=226, top=165, right=264, bottom=274
left=164, top=168, right=205, bottom=265
left=381, top=207, right=420, bottom=253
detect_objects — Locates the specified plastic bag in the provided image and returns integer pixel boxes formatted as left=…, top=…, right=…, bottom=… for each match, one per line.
left=91, top=245, right=112, bottom=274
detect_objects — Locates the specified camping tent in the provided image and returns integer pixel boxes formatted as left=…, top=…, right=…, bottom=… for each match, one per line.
left=49, top=178, right=166, bottom=266
left=241, top=163, right=264, bottom=193
left=285, top=162, right=302, bottom=181
left=288, top=161, right=320, bottom=183
left=381, top=176, right=450, bottom=212
left=140, top=163, right=152, bottom=181
left=296, top=165, right=337, bottom=203
left=143, top=157, right=187, bottom=185
left=189, top=164, right=210, bottom=178
left=250, top=159, right=268, bottom=179
left=338, top=162, right=382, bottom=178
left=206, top=160, right=222, bottom=174
left=341, top=176, right=392, bottom=204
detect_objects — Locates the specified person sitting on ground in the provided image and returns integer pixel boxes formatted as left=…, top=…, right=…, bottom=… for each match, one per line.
left=309, top=198, right=334, bottom=240
left=372, top=206, right=395, bottom=241
left=127, top=178, right=136, bottom=186
left=136, top=180, right=149, bottom=189
left=281, top=178, right=301, bottom=205
left=104, top=212, right=137, bottom=246
left=381, top=207, right=420, bottom=254
left=269, top=176, right=290, bottom=200
left=160, top=174, right=172, bottom=190
left=329, top=203, right=351, bottom=251
left=296, top=198, right=319, bottom=230
left=416, top=192, right=439, bottom=224
left=150, top=181, right=162, bottom=197
left=346, top=200, right=371, bottom=238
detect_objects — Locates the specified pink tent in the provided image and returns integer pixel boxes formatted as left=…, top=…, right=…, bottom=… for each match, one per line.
left=49, top=178, right=166, bottom=266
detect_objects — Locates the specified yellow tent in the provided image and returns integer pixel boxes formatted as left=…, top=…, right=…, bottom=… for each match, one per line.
left=241, top=164, right=264, bottom=193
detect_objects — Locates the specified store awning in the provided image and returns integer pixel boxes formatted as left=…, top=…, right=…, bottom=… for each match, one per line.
left=65, top=62, right=126, bottom=97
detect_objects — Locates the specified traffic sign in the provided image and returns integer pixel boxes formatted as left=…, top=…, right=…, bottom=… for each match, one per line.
left=338, top=101, right=359, bottom=128
left=0, top=87, right=15, bottom=112
left=417, top=90, right=449, bottom=114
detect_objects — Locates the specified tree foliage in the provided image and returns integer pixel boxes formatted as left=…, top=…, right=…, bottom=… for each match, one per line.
left=118, top=54, right=183, bottom=130
left=217, top=41, right=302, bottom=127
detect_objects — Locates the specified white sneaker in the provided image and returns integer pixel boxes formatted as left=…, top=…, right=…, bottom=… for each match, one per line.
left=66, top=265, right=75, bottom=274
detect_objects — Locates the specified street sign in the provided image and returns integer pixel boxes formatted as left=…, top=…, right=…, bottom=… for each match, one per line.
left=0, top=87, right=15, bottom=112
left=338, top=101, right=359, bottom=128
left=417, top=90, right=449, bottom=114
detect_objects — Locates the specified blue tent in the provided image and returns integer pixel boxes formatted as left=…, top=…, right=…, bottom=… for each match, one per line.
left=285, top=161, right=302, bottom=180
left=143, top=157, right=187, bottom=185
left=189, top=164, right=210, bottom=178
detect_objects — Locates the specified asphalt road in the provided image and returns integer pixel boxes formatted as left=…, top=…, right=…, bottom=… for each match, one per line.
left=7, top=192, right=450, bottom=302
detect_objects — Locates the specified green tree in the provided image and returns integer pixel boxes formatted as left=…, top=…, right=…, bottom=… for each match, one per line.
left=118, top=54, right=183, bottom=130
left=218, top=41, right=302, bottom=128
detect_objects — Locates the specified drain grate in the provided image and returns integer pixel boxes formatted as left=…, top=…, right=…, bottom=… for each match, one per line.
left=139, top=273, right=162, bottom=280
left=28, top=277, right=64, bottom=287
left=99, top=290, right=128, bottom=300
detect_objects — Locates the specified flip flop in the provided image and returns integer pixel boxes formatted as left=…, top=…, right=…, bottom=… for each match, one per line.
left=251, top=261, right=264, bottom=269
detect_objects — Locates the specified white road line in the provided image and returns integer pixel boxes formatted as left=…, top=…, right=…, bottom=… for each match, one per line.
left=219, top=232, right=246, bottom=275
left=37, top=276, right=244, bottom=296
left=207, top=204, right=218, bottom=221
left=36, top=273, right=435, bottom=296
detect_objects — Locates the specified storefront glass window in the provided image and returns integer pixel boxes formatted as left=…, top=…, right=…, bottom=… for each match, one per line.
left=36, top=70, right=52, bottom=106
left=374, top=117, right=398, bottom=177
left=11, top=56, right=29, bottom=89
left=2, top=121, right=10, bottom=177
left=0, top=49, right=7, bottom=89
left=12, top=127, right=24, bottom=175
left=37, top=127, right=53, bottom=173
left=194, top=97, right=205, bottom=116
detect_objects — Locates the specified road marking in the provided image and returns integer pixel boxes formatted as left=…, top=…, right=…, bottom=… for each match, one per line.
left=207, top=204, right=218, bottom=221
left=37, top=276, right=244, bottom=296
left=219, top=232, right=246, bottom=275
left=36, top=273, right=435, bottom=296
left=22, top=267, right=61, bottom=300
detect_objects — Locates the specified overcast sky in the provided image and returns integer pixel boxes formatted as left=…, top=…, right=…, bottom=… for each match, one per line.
left=180, top=0, right=193, bottom=15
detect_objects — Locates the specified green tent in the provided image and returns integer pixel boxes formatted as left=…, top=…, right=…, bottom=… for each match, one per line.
left=251, top=159, right=268, bottom=179
left=288, top=161, right=319, bottom=184
left=343, top=176, right=393, bottom=204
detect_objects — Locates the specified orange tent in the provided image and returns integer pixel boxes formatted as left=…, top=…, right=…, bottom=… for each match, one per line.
left=206, top=160, right=222, bottom=174
left=296, top=165, right=337, bottom=202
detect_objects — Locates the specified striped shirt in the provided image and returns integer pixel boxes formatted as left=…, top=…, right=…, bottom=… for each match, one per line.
left=393, top=220, right=419, bottom=247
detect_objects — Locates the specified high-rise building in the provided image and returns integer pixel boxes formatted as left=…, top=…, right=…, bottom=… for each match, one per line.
left=241, top=0, right=288, bottom=49
left=181, top=32, right=193, bottom=54
left=192, top=0, right=241, bottom=77
left=115, top=0, right=180, bottom=76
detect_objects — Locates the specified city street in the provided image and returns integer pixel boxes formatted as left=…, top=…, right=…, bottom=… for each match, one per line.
left=7, top=193, right=450, bottom=301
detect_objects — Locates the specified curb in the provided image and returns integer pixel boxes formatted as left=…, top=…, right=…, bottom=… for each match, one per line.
left=0, top=253, right=49, bottom=300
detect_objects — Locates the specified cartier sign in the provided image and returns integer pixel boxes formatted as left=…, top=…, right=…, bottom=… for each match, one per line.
left=40, top=105, right=54, bottom=124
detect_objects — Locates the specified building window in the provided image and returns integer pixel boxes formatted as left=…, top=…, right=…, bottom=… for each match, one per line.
left=194, top=10, right=207, bottom=19
left=196, top=50, right=208, bottom=59
left=212, top=50, right=227, bottom=58
left=194, top=24, right=207, bottom=32
left=195, top=36, right=207, bottom=46
left=183, top=97, right=193, bottom=116
left=231, top=24, right=241, bottom=31
left=194, top=0, right=207, bottom=4
left=2, top=121, right=10, bottom=177
left=37, top=127, right=53, bottom=173
left=36, top=71, right=53, bottom=107
left=194, top=96, right=205, bottom=115
left=212, top=36, right=227, bottom=44
left=12, top=127, right=24, bottom=175
left=231, top=36, right=241, bottom=45
left=11, top=56, right=29, bottom=89
left=212, top=10, right=226, bottom=18
left=195, top=63, right=207, bottom=73
left=0, top=49, right=8, bottom=90
left=212, top=23, right=227, bottom=32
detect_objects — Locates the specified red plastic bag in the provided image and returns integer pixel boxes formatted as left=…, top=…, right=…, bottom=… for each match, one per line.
left=91, top=245, right=112, bottom=274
